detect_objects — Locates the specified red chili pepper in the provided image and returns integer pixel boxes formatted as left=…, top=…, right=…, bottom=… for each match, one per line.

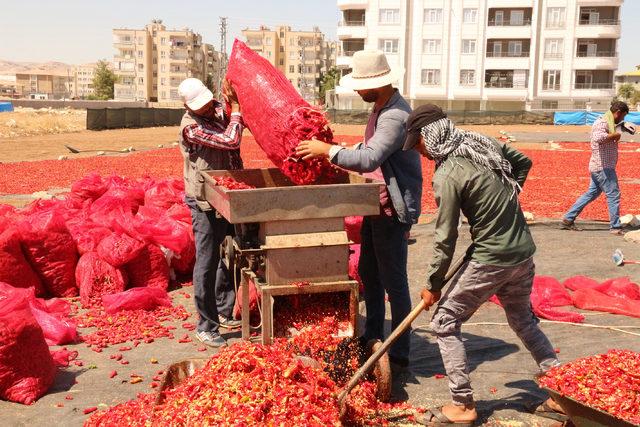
left=109, top=370, right=118, bottom=379
left=83, top=406, right=98, bottom=415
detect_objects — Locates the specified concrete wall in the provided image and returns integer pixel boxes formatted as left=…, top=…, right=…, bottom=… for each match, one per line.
left=10, top=99, right=149, bottom=110
left=326, top=109, right=554, bottom=125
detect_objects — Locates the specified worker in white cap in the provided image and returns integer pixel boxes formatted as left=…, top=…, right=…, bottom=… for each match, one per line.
left=178, top=77, right=244, bottom=348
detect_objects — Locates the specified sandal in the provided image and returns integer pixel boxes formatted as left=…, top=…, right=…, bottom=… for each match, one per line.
left=416, top=407, right=475, bottom=426
left=532, top=401, right=569, bottom=423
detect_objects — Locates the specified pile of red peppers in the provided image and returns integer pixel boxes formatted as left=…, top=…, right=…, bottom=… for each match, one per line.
left=539, top=349, right=640, bottom=424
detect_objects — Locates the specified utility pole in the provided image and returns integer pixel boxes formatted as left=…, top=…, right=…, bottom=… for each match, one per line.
left=218, top=17, right=228, bottom=99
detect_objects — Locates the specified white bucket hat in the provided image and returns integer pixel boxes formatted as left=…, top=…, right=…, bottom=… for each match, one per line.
left=339, top=50, right=404, bottom=91
left=178, top=78, right=213, bottom=110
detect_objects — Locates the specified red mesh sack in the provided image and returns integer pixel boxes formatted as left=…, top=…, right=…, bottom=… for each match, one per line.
left=102, top=287, right=172, bottom=314
left=19, top=210, right=78, bottom=298
left=0, top=290, right=56, bottom=405
left=572, top=288, right=640, bottom=318
left=563, top=275, right=600, bottom=291
left=76, top=252, right=128, bottom=308
left=131, top=206, right=191, bottom=254
left=345, top=216, right=363, bottom=244
left=226, top=39, right=343, bottom=184
left=348, top=244, right=363, bottom=293
left=144, top=178, right=185, bottom=210
left=0, top=228, right=45, bottom=296
left=595, top=277, right=640, bottom=301
left=125, top=244, right=170, bottom=290
left=233, top=276, right=261, bottom=323
left=70, top=172, right=109, bottom=201
left=167, top=202, right=192, bottom=225
left=170, top=234, right=195, bottom=274
left=66, top=219, right=112, bottom=255
left=97, top=232, right=145, bottom=267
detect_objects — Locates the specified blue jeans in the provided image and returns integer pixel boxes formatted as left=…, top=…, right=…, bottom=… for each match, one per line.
left=185, top=197, right=236, bottom=333
left=358, top=215, right=412, bottom=363
left=564, top=168, right=621, bottom=229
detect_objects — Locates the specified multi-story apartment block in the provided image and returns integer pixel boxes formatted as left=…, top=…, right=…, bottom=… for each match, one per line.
left=113, top=19, right=220, bottom=104
left=242, top=25, right=331, bottom=102
left=67, top=63, right=100, bottom=99
left=14, top=73, right=69, bottom=99
left=334, top=0, right=623, bottom=111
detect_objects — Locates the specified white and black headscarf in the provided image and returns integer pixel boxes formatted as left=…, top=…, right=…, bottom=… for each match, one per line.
left=421, top=118, right=520, bottom=196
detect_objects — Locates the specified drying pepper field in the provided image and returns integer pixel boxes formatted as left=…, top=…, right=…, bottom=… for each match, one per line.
left=1, top=124, right=640, bottom=426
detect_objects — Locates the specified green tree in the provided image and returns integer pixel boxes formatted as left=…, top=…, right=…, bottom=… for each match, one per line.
left=617, top=83, right=637, bottom=101
left=92, top=60, right=118, bottom=100
left=319, top=67, right=340, bottom=103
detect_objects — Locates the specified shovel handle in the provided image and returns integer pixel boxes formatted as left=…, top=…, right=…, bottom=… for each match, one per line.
left=337, top=251, right=468, bottom=406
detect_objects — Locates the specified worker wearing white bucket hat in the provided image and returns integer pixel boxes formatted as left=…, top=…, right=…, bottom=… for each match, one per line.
left=178, top=77, right=245, bottom=348
left=297, top=50, right=421, bottom=373
left=338, top=50, right=404, bottom=91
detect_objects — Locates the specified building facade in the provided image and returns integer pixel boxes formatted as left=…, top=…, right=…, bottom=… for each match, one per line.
left=112, top=19, right=220, bottom=104
left=334, top=0, right=623, bottom=111
left=242, top=26, right=334, bottom=103
left=68, top=63, right=99, bottom=99
left=14, top=73, right=69, bottom=99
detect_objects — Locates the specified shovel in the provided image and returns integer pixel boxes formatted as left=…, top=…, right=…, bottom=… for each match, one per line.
left=337, top=250, right=468, bottom=414
left=64, top=144, right=128, bottom=154
left=612, top=248, right=640, bottom=267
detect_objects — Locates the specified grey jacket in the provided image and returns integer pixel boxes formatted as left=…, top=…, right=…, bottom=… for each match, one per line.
left=330, top=91, right=422, bottom=224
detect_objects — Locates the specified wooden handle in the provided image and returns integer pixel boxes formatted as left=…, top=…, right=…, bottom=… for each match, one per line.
left=337, top=251, right=467, bottom=406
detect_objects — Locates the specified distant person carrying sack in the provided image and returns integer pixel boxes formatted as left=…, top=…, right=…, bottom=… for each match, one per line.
left=562, top=101, right=635, bottom=235
left=178, top=78, right=244, bottom=348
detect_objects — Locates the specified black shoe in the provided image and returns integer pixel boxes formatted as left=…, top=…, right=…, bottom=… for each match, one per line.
left=561, top=218, right=581, bottom=231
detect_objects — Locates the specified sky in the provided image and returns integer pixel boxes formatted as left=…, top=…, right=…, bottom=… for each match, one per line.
left=1, top=0, right=639, bottom=72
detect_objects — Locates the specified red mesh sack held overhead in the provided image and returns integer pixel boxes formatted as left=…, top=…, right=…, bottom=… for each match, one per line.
left=0, top=228, right=45, bottom=296
left=76, top=252, right=128, bottom=308
left=226, top=39, right=343, bottom=185
left=19, top=210, right=78, bottom=298
left=0, top=291, right=56, bottom=405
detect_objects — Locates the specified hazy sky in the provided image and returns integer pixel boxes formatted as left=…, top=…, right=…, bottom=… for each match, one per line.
left=1, top=0, right=638, bottom=72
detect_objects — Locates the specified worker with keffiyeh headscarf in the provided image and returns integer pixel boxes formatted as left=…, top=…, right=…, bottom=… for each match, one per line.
left=403, top=104, right=563, bottom=426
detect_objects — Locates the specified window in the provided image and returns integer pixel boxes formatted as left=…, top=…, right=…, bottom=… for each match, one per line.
left=547, top=7, right=566, bottom=28
left=160, top=78, right=165, bottom=85
left=423, top=39, right=441, bottom=54
left=543, top=70, right=561, bottom=90
left=280, top=46, right=284, bottom=53
left=379, top=9, right=400, bottom=24
left=421, top=69, right=441, bottom=85
left=508, top=41, right=523, bottom=57
left=460, top=70, right=476, bottom=86
left=379, top=39, right=399, bottom=54
left=160, top=51, right=166, bottom=58
left=510, top=10, right=524, bottom=26
left=137, top=50, right=143, bottom=58
left=265, top=37, right=272, bottom=46
left=161, top=91, right=166, bottom=99
left=138, top=64, right=144, bottom=71
left=462, top=40, right=476, bottom=54
left=138, top=77, right=144, bottom=84
left=544, top=39, right=563, bottom=59
left=160, top=64, right=166, bottom=72
left=289, top=65, right=294, bottom=73
left=542, top=100, right=558, bottom=109
left=279, top=30, right=285, bottom=38
left=160, top=37, right=166, bottom=45
left=289, top=51, right=297, bottom=59
left=424, top=9, right=443, bottom=24
left=279, top=59, right=284, bottom=66
left=463, top=8, right=477, bottom=24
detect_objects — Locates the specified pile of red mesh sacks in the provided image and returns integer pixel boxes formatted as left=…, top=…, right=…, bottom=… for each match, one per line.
left=226, top=39, right=344, bottom=185
left=0, top=172, right=195, bottom=312
left=490, top=275, right=640, bottom=322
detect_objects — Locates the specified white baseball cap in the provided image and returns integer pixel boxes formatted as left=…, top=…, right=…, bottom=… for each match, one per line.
left=178, top=78, right=213, bottom=110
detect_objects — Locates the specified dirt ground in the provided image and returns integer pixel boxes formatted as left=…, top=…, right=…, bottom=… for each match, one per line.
left=0, top=123, right=596, bottom=164
left=2, top=221, right=639, bottom=427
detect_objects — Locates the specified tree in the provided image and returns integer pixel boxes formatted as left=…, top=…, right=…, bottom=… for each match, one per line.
left=92, top=60, right=118, bottom=100
left=205, top=73, right=216, bottom=96
left=319, top=67, right=340, bottom=103
left=617, top=83, right=637, bottom=102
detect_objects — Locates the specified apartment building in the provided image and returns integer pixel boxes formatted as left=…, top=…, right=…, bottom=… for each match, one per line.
left=334, top=0, right=623, bottom=111
left=242, top=26, right=334, bottom=102
left=14, top=73, right=69, bottom=99
left=112, top=19, right=220, bottom=104
left=67, top=63, right=99, bottom=99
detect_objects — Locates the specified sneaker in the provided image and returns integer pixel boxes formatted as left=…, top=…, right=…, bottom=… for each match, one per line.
left=610, top=228, right=625, bottom=236
left=194, top=330, right=227, bottom=348
left=218, top=315, right=242, bottom=330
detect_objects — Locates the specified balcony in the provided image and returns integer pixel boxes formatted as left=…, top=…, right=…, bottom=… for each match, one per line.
left=337, top=21, right=367, bottom=40
left=337, top=0, right=367, bottom=9
left=542, top=83, right=561, bottom=91
left=574, top=82, right=613, bottom=89
left=576, top=6, right=621, bottom=37
left=486, top=50, right=530, bottom=58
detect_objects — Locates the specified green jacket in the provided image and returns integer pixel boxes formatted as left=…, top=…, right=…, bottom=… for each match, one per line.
left=426, top=142, right=536, bottom=292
